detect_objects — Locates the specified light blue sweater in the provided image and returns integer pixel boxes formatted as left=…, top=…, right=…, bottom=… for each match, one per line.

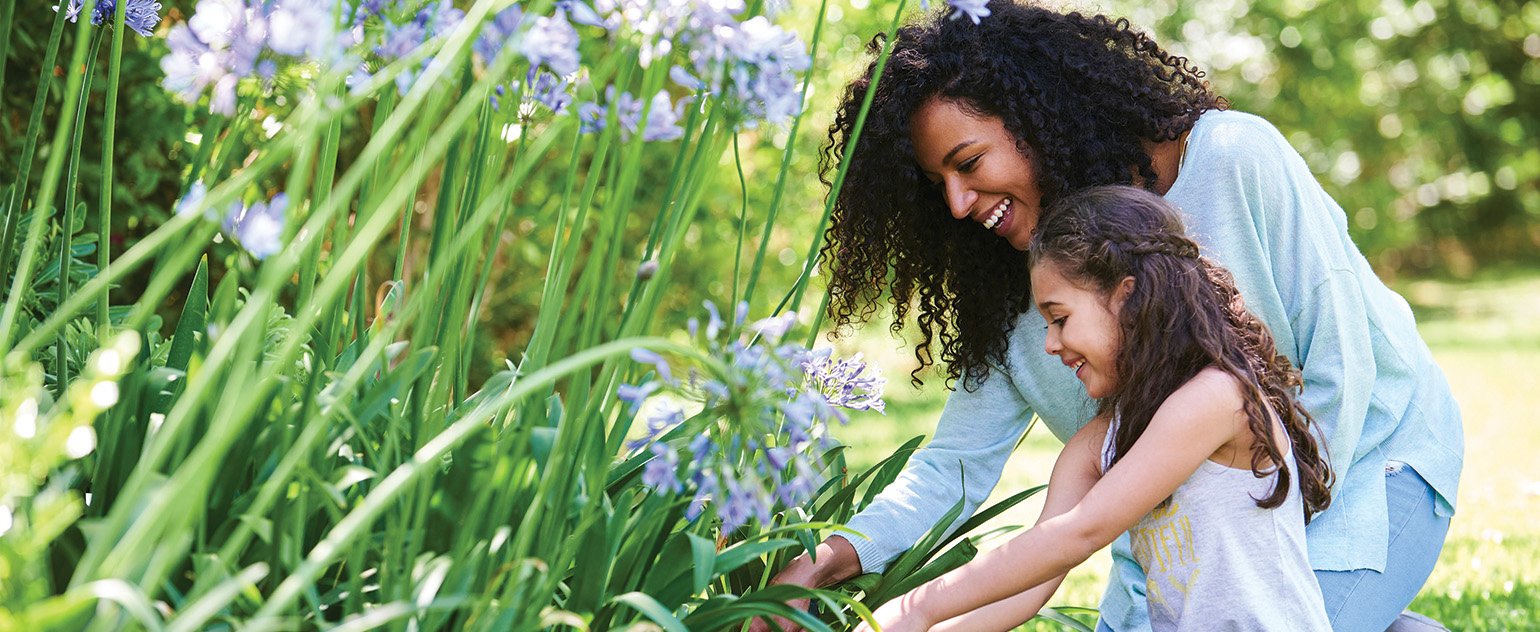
left=841, top=110, right=1464, bottom=628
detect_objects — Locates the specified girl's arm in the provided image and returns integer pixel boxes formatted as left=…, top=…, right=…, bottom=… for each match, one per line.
left=856, top=369, right=1247, bottom=632
left=928, top=416, right=1108, bottom=632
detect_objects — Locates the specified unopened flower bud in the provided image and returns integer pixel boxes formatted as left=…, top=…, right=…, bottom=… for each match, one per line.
left=637, top=259, right=659, bottom=280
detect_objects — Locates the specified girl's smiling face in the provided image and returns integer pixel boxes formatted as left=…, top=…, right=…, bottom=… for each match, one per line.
left=1031, top=258, right=1134, bottom=398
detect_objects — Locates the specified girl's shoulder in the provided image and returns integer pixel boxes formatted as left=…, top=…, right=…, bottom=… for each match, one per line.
left=1156, top=367, right=1251, bottom=432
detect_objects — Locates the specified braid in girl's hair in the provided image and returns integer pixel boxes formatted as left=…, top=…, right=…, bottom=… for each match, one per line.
left=1028, top=186, right=1334, bottom=520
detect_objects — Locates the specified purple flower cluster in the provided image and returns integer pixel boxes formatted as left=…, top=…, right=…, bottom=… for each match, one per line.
left=57, top=0, right=163, bottom=37
left=369, top=0, right=464, bottom=94
left=590, top=0, right=810, bottom=129
left=576, top=88, right=685, bottom=142
left=620, top=302, right=885, bottom=533
left=222, top=193, right=287, bottom=259
left=160, top=0, right=343, bottom=115
left=802, top=349, right=886, bottom=418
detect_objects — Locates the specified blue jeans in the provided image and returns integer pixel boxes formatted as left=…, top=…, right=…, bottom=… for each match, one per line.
left=1096, top=464, right=1450, bottom=632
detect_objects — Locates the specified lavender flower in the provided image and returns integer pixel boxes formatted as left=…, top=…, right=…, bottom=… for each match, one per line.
left=577, top=101, right=606, bottom=133
left=630, top=348, right=674, bottom=384
left=616, top=381, right=660, bottom=414
left=642, top=443, right=683, bottom=494
left=175, top=181, right=209, bottom=218
left=222, top=193, right=287, bottom=259
left=718, top=474, right=769, bottom=533
left=640, top=90, right=684, bottom=142
left=58, top=0, right=163, bottom=36
left=373, top=0, right=464, bottom=95
left=802, top=350, right=887, bottom=414
left=526, top=69, right=573, bottom=114
left=520, top=13, right=580, bottom=75
left=472, top=4, right=524, bottom=64
left=678, top=13, right=810, bottom=129
left=555, top=0, right=606, bottom=28
left=669, top=64, right=703, bottom=90
left=266, top=0, right=337, bottom=59
left=947, top=0, right=991, bottom=24
left=160, top=0, right=266, bottom=115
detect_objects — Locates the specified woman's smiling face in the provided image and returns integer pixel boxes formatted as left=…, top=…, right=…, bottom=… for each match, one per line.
left=909, top=97, right=1044, bottom=251
left=1031, top=258, right=1133, bottom=398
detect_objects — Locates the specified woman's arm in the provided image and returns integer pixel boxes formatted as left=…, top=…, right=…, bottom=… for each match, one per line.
left=751, top=365, right=1039, bottom=632
left=857, top=369, right=1248, bottom=632
left=929, top=418, right=1109, bottom=632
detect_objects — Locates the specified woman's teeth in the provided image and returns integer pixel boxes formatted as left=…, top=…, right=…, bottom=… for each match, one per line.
left=982, top=197, right=1012, bottom=230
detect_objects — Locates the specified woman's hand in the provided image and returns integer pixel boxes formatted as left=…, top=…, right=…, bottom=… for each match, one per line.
left=853, top=593, right=933, bottom=632
left=748, top=535, right=863, bottom=632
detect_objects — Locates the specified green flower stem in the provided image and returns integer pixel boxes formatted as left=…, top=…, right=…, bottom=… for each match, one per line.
left=2, top=12, right=96, bottom=353
left=0, top=0, right=67, bottom=288
left=743, top=0, right=832, bottom=309
left=56, top=30, right=106, bottom=390
left=730, top=132, right=750, bottom=311
left=790, top=0, right=909, bottom=320
left=98, top=0, right=132, bottom=328
left=0, top=0, right=13, bottom=98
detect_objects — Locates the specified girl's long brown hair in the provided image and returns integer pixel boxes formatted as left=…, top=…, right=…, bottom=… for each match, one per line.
left=1028, top=186, right=1334, bottom=519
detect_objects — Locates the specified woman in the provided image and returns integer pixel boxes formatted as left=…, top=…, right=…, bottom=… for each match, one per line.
left=763, top=2, right=1462, bottom=631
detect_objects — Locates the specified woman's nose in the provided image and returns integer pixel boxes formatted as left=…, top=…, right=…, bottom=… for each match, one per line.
left=944, top=177, right=976, bottom=220
left=1043, top=329, right=1061, bottom=355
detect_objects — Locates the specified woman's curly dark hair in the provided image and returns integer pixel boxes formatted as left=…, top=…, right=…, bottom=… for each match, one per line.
left=1028, top=186, right=1334, bottom=519
left=819, top=0, right=1227, bottom=388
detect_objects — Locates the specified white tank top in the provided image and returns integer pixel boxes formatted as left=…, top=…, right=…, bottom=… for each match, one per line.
left=1101, top=413, right=1332, bottom=631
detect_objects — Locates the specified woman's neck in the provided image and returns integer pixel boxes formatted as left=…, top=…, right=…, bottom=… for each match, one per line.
left=1140, top=132, right=1191, bottom=195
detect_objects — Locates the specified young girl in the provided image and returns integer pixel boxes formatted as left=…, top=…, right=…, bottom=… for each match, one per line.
left=855, top=186, right=1336, bottom=632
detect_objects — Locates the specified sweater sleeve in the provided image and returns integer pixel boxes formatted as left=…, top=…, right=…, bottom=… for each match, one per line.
left=843, top=363, right=1035, bottom=573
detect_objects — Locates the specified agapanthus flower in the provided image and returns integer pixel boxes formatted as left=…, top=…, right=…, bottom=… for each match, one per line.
left=947, top=0, right=991, bottom=24
left=640, top=90, right=684, bottom=142
left=554, top=0, right=606, bottom=28
left=526, top=69, right=573, bottom=114
left=617, top=381, right=660, bottom=413
left=58, top=0, right=163, bottom=36
left=520, top=12, right=581, bottom=75
left=372, top=0, right=464, bottom=95
left=222, top=193, right=287, bottom=259
left=472, top=4, right=524, bottom=64
left=802, top=350, right=886, bottom=414
left=577, top=101, right=605, bottom=133
left=630, top=348, right=675, bottom=384
left=175, top=181, right=209, bottom=218
left=160, top=0, right=266, bottom=115
left=622, top=302, right=885, bottom=533
left=642, top=443, right=684, bottom=494
left=265, top=0, right=337, bottom=59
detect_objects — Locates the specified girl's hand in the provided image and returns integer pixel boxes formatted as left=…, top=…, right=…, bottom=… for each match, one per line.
left=853, top=594, right=932, bottom=632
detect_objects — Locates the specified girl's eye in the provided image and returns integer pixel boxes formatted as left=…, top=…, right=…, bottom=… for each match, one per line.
left=1052, top=316, right=1067, bottom=328
left=959, top=155, right=981, bottom=172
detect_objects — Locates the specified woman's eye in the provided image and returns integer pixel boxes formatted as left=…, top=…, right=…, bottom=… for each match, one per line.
left=959, top=155, right=981, bottom=172
left=1052, top=316, right=1067, bottom=327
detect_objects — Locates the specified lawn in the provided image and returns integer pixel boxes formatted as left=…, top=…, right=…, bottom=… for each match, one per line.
left=833, top=269, right=1540, bottom=630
